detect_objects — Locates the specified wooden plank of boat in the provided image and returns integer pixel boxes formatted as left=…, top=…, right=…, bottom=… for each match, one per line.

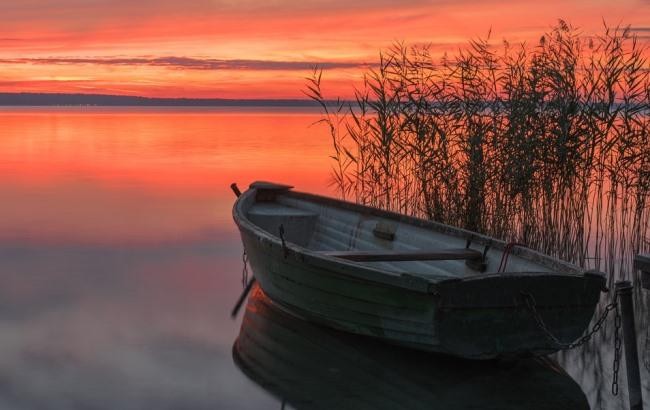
left=319, top=248, right=482, bottom=262
left=232, top=180, right=607, bottom=359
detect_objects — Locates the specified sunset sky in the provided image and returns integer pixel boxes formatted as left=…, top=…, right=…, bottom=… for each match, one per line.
left=0, top=0, right=648, bottom=98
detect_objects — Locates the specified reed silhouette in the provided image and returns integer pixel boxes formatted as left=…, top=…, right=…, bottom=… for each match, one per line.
left=306, top=21, right=649, bottom=287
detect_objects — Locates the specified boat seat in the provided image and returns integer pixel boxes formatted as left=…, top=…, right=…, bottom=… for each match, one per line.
left=319, top=248, right=483, bottom=262
left=248, top=203, right=318, bottom=246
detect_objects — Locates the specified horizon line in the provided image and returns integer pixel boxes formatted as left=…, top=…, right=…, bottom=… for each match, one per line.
left=0, top=92, right=341, bottom=107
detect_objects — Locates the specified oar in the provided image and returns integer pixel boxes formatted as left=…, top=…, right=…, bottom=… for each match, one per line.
left=230, top=182, right=255, bottom=319
left=230, top=182, right=242, bottom=197
left=231, top=277, right=256, bottom=318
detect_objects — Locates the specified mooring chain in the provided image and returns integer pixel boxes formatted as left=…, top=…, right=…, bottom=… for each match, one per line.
left=521, top=292, right=618, bottom=350
left=279, top=224, right=288, bottom=259
left=241, top=249, right=249, bottom=289
left=521, top=291, right=622, bottom=395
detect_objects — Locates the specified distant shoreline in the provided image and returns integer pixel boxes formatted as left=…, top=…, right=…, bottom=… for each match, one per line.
left=0, top=92, right=340, bottom=107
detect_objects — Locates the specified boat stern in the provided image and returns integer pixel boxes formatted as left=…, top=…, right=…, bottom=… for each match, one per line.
left=432, top=271, right=607, bottom=359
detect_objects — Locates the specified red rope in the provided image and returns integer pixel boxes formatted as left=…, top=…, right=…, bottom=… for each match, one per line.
left=498, top=242, right=526, bottom=272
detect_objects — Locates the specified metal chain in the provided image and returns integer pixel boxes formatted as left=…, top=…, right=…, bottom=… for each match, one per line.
left=612, top=302, right=622, bottom=395
left=279, top=224, right=288, bottom=258
left=241, top=250, right=249, bottom=289
left=521, top=292, right=618, bottom=350
left=521, top=291, right=622, bottom=396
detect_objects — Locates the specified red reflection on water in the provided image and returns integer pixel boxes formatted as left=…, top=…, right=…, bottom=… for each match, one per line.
left=0, top=108, right=333, bottom=243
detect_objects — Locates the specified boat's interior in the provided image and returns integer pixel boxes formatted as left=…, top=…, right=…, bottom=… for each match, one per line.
left=245, top=191, right=561, bottom=280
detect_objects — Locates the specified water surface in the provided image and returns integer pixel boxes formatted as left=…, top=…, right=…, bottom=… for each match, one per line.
left=0, top=107, right=644, bottom=409
left=0, top=107, right=331, bottom=409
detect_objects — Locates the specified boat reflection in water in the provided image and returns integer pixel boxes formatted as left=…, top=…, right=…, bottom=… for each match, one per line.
left=233, top=285, right=589, bottom=410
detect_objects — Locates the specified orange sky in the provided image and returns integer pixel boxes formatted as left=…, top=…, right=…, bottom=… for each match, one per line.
left=0, top=0, right=648, bottom=98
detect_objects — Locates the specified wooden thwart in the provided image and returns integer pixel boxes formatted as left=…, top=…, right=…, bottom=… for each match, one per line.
left=320, top=248, right=482, bottom=262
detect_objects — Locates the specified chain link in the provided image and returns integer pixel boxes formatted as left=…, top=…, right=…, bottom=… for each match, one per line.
left=279, top=224, right=288, bottom=258
left=241, top=250, right=249, bottom=289
left=521, top=292, right=617, bottom=350
left=521, top=291, right=622, bottom=396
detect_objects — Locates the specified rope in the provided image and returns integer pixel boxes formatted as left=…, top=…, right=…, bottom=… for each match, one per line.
left=498, top=242, right=526, bottom=272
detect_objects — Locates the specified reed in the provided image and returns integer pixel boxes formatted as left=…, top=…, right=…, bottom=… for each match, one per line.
left=306, top=21, right=650, bottom=281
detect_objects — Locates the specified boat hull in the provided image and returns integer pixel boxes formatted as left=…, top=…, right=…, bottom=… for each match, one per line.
left=240, top=228, right=604, bottom=359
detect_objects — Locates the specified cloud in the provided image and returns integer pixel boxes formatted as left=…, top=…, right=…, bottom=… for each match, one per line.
left=629, top=26, right=650, bottom=38
left=2, top=0, right=433, bottom=16
left=0, top=56, right=365, bottom=71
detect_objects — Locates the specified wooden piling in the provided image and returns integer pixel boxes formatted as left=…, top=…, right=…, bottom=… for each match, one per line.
left=615, top=281, right=643, bottom=410
left=635, top=254, right=650, bottom=290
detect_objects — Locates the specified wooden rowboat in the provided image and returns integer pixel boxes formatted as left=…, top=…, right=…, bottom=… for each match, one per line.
left=232, top=181, right=607, bottom=359
left=233, top=285, right=590, bottom=409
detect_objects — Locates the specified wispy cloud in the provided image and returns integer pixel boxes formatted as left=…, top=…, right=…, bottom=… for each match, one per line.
left=0, top=0, right=645, bottom=98
left=626, top=27, right=650, bottom=40
left=2, top=0, right=434, bottom=18
left=0, top=56, right=365, bottom=71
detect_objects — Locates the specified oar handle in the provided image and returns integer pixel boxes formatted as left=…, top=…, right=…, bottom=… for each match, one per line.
left=230, top=277, right=256, bottom=319
left=230, top=183, right=242, bottom=197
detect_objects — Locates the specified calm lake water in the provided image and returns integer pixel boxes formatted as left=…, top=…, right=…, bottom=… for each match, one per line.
left=0, top=107, right=644, bottom=409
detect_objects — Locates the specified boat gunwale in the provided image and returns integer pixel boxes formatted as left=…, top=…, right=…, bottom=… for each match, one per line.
left=232, top=185, right=606, bottom=294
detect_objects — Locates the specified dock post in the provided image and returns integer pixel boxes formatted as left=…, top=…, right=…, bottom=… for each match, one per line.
left=615, top=280, right=643, bottom=410
left=635, top=254, right=650, bottom=290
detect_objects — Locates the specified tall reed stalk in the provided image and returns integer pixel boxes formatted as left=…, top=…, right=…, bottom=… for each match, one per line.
left=306, top=21, right=650, bottom=282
